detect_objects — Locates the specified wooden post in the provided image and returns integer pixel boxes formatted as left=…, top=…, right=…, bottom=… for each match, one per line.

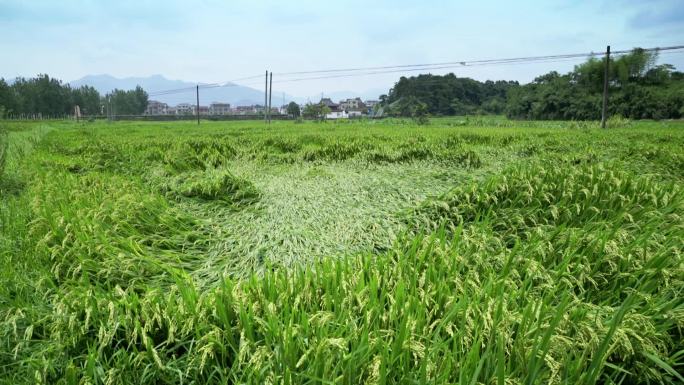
left=264, top=70, right=268, bottom=124
left=268, top=72, right=273, bottom=124
left=196, top=85, right=200, bottom=125
left=601, top=45, right=610, bottom=128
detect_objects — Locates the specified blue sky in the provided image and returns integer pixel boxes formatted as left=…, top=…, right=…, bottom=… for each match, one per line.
left=0, top=0, right=682, bottom=97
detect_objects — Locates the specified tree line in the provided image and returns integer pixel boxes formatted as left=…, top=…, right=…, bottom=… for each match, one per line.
left=382, top=49, right=684, bottom=120
left=0, top=74, right=149, bottom=118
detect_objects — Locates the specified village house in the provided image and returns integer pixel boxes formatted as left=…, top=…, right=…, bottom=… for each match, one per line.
left=175, top=103, right=195, bottom=115
left=234, top=105, right=259, bottom=115
left=144, top=100, right=169, bottom=115
left=339, top=97, right=366, bottom=110
left=209, top=102, right=231, bottom=115
left=320, top=98, right=346, bottom=119
left=339, top=97, right=367, bottom=117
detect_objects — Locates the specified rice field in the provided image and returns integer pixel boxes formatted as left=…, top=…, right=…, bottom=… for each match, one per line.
left=1, top=117, right=683, bottom=384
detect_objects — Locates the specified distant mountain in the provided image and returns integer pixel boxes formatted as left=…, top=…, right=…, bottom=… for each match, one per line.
left=69, top=74, right=293, bottom=107
left=69, top=74, right=385, bottom=107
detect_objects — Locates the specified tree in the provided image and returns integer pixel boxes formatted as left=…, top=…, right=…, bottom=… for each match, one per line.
left=391, top=96, right=423, bottom=117
left=107, top=86, right=149, bottom=115
left=0, top=75, right=151, bottom=117
left=379, top=94, right=388, bottom=105
left=302, top=103, right=331, bottom=121
left=386, top=73, right=518, bottom=116
left=413, top=102, right=430, bottom=125
left=0, top=79, right=16, bottom=117
left=72, top=85, right=101, bottom=115
left=11, top=74, right=72, bottom=116
left=505, top=48, right=684, bottom=120
left=286, top=101, right=300, bottom=118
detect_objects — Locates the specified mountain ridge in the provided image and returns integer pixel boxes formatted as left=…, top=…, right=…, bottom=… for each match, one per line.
left=69, top=74, right=384, bottom=106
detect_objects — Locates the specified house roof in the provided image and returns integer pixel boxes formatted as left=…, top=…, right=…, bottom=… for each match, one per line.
left=320, top=98, right=338, bottom=107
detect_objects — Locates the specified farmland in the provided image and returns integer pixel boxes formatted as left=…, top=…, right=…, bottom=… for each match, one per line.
left=1, top=117, right=683, bottom=384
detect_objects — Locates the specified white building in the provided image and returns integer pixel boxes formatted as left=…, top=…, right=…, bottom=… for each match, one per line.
left=145, top=100, right=169, bottom=115
left=338, top=97, right=368, bottom=118
left=234, top=105, right=259, bottom=115
left=209, top=102, right=231, bottom=115
left=175, top=103, right=195, bottom=115
left=319, top=98, right=346, bottom=119
left=339, top=97, right=366, bottom=111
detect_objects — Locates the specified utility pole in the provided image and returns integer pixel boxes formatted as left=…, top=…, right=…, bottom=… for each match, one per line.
left=268, top=72, right=273, bottom=124
left=264, top=70, right=268, bottom=124
left=196, top=85, right=200, bottom=125
left=601, top=45, right=610, bottom=129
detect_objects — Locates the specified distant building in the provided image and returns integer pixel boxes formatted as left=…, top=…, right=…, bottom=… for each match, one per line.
left=198, top=106, right=209, bottom=115
left=339, top=97, right=367, bottom=117
left=209, top=102, right=231, bottom=115
left=234, top=105, right=259, bottom=115
left=320, top=98, right=346, bottom=119
left=145, top=100, right=169, bottom=115
left=339, top=97, right=366, bottom=111
left=175, top=103, right=195, bottom=115
left=364, top=100, right=379, bottom=109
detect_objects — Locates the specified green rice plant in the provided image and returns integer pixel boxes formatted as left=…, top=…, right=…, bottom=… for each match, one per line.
left=156, top=168, right=260, bottom=205
left=606, top=114, right=632, bottom=129
left=1, top=118, right=684, bottom=384
left=262, top=137, right=302, bottom=153
left=26, top=170, right=209, bottom=288
left=0, top=128, right=7, bottom=178
left=302, top=141, right=372, bottom=162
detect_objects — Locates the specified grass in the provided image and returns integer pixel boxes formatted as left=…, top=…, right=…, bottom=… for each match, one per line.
left=1, top=117, right=683, bottom=384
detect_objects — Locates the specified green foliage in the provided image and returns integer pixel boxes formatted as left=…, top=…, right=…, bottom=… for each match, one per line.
left=386, top=73, right=518, bottom=116
left=10, top=74, right=73, bottom=116
left=0, top=79, right=14, bottom=117
left=413, top=102, right=430, bottom=125
left=106, top=85, right=149, bottom=116
left=0, top=74, right=149, bottom=117
left=286, top=101, right=301, bottom=118
left=157, top=169, right=260, bottom=205
left=387, top=96, right=430, bottom=124
left=381, top=49, right=682, bottom=121
left=71, top=85, right=101, bottom=115
left=302, top=102, right=331, bottom=120
left=507, top=49, right=684, bottom=120
left=606, top=114, right=632, bottom=128
left=1, top=118, right=684, bottom=384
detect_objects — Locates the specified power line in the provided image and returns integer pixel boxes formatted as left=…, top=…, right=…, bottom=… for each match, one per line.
left=269, top=57, right=594, bottom=85
left=144, top=45, right=684, bottom=97
left=272, top=45, right=684, bottom=77
left=266, top=49, right=664, bottom=85
left=147, top=57, right=585, bottom=96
